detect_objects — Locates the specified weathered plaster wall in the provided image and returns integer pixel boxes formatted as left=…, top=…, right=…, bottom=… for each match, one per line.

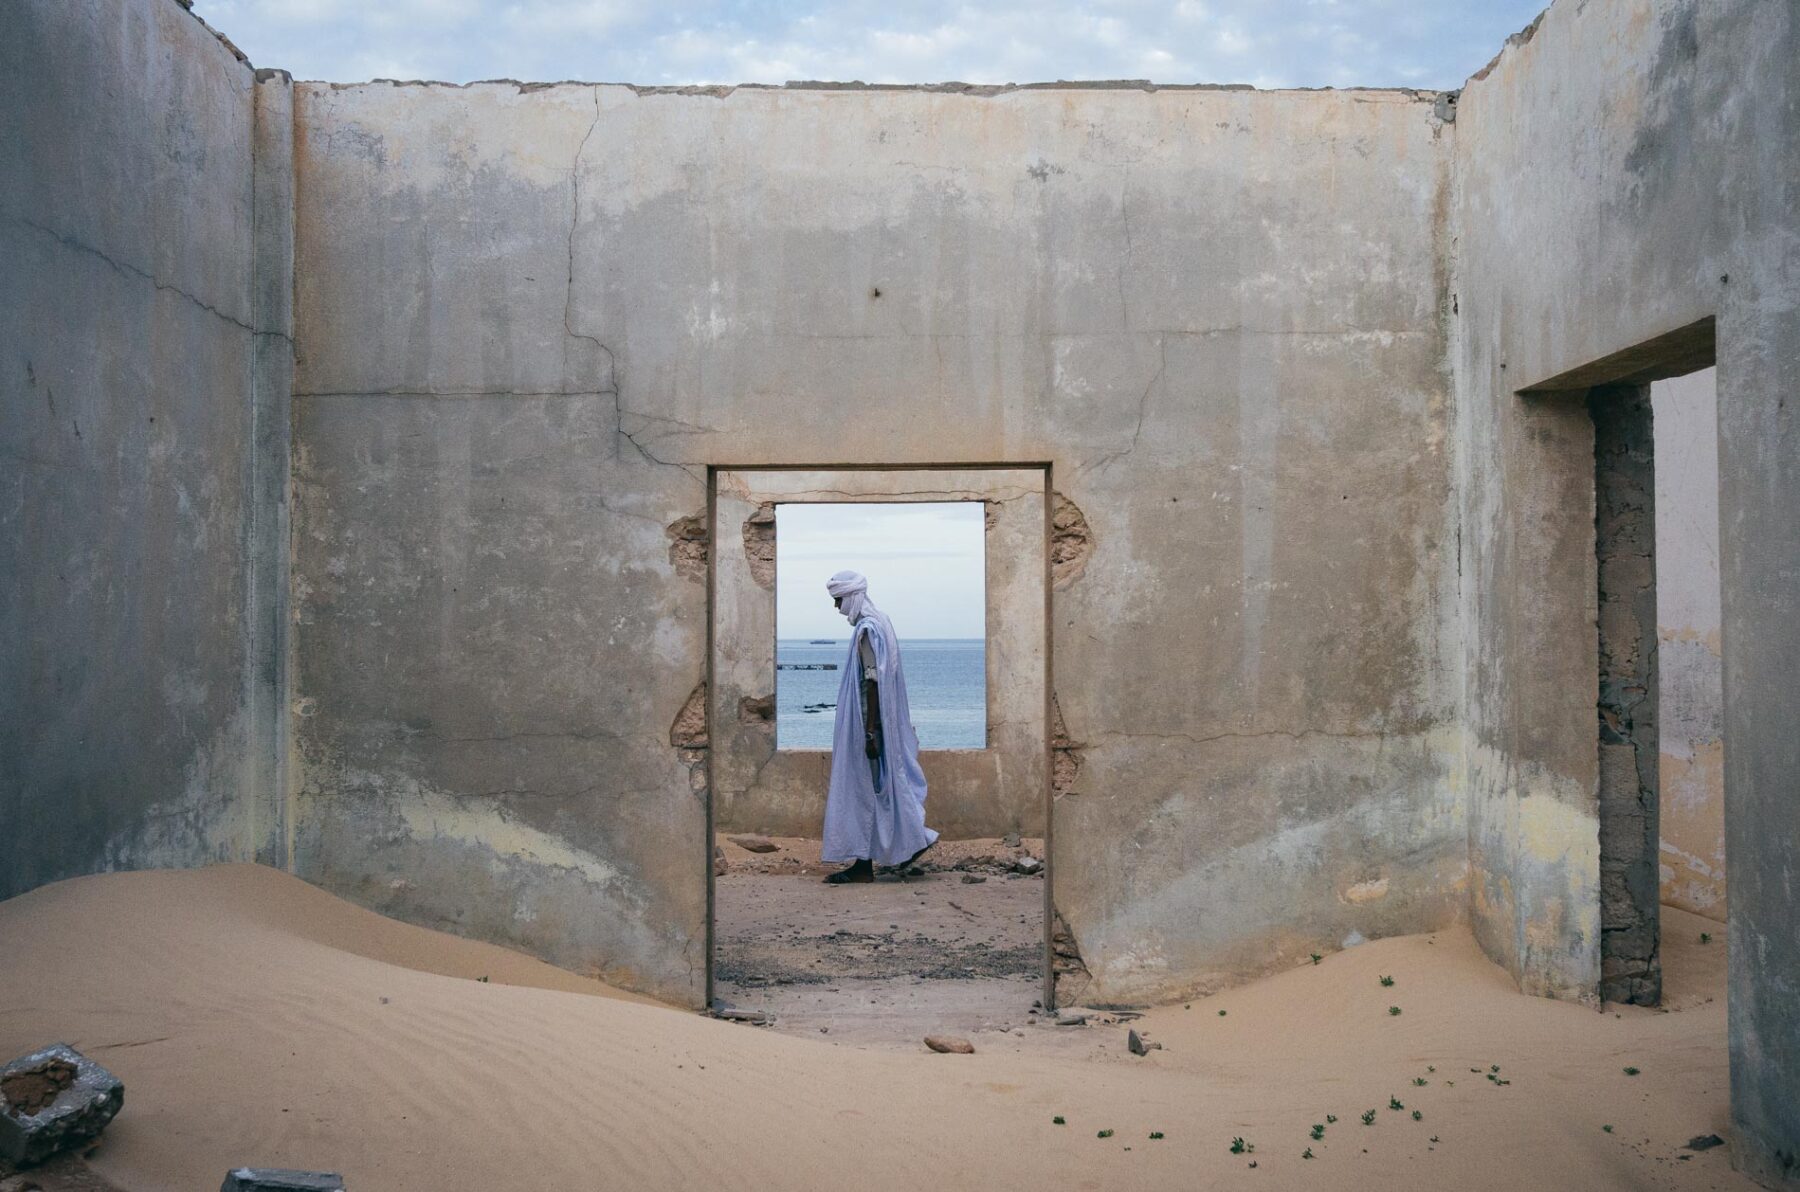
left=1651, top=367, right=1724, bottom=922
left=289, top=80, right=1463, bottom=1007
left=0, top=1, right=291, bottom=897
left=1452, top=2, right=1799, bottom=1180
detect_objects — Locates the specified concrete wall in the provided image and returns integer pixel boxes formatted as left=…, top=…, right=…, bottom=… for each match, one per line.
left=288, top=80, right=1464, bottom=1007
left=1451, top=2, right=1798, bottom=1181
left=1652, top=367, right=1725, bottom=922
left=0, top=2, right=291, bottom=897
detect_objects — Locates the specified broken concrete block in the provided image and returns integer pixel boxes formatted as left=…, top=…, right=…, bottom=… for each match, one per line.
left=727, top=834, right=779, bottom=853
left=0, top=1044, right=124, bottom=1167
left=220, top=1171, right=347, bottom=1191
left=923, top=1036, right=975, bottom=1054
left=1013, top=855, right=1043, bottom=875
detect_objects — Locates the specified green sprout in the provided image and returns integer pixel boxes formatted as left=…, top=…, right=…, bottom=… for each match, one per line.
left=1325, top=1115, right=1337, bottom=1124
left=1412, top=1077, right=1427, bottom=1087
left=1310, top=1124, right=1325, bottom=1140
left=1379, top=975, right=1395, bottom=987
left=1623, top=1066, right=1640, bottom=1076
left=1361, top=1110, right=1377, bottom=1126
left=1700, top=932, right=1712, bottom=944
left=1229, top=1137, right=1253, bottom=1154
left=1388, top=1006, right=1402, bottom=1016
left=1388, top=1097, right=1404, bottom=1111
left=1149, top=1131, right=1164, bottom=1140
left=1310, top=953, right=1322, bottom=965
left=1098, top=1128, right=1114, bottom=1138
left=1411, top=1110, right=1423, bottom=1122
left=1302, top=1148, right=1315, bottom=1160
left=1053, top=1116, right=1065, bottom=1125
left=1602, top=1124, right=1614, bottom=1133
left=1218, top=1010, right=1227, bottom=1017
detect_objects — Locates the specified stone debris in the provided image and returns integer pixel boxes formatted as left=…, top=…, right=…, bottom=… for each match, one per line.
left=727, top=834, right=779, bottom=853
left=710, top=1007, right=772, bottom=1026
left=1002, top=831, right=1022, bottom=848
left=1056, top=1007, right=1142, bottom=1027
left=1013, top=855, right=1043, bottom=875
left=0, top=1044, right=124, bottom=1168
left=1126, top=1029, right=1163, bottom=1055
left=1685, top=1134, right=1725, bottom=1152
left=221, top=1171, right=347, bottom=1191
left=923, top=1036, right=975, bottom=1054
left=960, top=874, right=987, bottom=884
left=713, top=845, right=728, bottom=876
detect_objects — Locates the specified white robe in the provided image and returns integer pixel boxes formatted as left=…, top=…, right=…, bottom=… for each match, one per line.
left=820, top=606, right=937, bottom=865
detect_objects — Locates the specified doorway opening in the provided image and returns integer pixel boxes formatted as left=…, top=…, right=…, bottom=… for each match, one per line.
left=1589, top=364, right=1725, bottom=1007
left=1529, top=321, right=1723, bottom=1008
left=707, top=467, right=1051, bottom=1043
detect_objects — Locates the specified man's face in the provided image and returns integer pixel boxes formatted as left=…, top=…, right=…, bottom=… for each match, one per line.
left=833, top=595, right=843, bottom=610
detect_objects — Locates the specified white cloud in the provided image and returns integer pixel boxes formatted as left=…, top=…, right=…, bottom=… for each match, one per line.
left=192, top=0, right=1549, bottom=89
left=775, top=503, right=986, bottom=640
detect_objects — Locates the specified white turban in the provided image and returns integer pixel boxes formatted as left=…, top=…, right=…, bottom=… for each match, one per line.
left=827, top=570, right=872, bottom=624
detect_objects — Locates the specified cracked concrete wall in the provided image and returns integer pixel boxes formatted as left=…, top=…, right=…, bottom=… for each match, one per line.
left=1451, top=1, right=1799, bottom=1181
left=0, top=1, right=289, bottom=897
left=287, top=78, right=1462, bottom=1009
left=1651, top=367, right=1724, bottom=923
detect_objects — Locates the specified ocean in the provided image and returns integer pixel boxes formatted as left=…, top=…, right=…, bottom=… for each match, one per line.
left=776, top=638, right=985, bottom=750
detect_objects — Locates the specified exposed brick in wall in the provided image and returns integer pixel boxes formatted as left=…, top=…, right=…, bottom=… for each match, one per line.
left=1591, top=383, right=1661, bottom=1006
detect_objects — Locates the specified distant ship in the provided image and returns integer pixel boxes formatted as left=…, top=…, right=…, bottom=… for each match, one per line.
left=809, top=639, right=834, bottom=644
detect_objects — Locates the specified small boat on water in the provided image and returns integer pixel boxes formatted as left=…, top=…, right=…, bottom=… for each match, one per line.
left=808, top=639, right=834, bottom=644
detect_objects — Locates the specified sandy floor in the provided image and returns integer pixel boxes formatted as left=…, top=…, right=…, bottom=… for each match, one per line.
left=0, top=864, right=1751, bottom=1191
left=715, top=864, right=1046, bottom=1046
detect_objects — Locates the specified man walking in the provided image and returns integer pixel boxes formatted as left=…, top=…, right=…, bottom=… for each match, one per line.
left=820, top=570, right=937, bottom=884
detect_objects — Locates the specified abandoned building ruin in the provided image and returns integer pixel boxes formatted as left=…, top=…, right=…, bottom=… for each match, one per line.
left=2, top=0, right=1795, bottom=1184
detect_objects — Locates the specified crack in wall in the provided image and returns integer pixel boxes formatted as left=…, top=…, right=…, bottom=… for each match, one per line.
left=8, top=212, right=259, bottom=335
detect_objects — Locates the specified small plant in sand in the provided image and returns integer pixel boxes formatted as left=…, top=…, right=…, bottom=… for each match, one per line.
left=1427, top=1065, right=1436, bottom=1073
left=1430, top=1135, right=1440, bottom=1143
left=1218, top=1010, right=1227, bottom=1017
left=1310, top=953, right=1322, bottom=965
left=1388, top=1097, right=1404, bottom=1111
left=1490, top=1064, right=1500, bottom=1073
left=1098, top=1129, right=1114, bottom=1139
left=1388, top=1006, right=1402, bottom=1016
left=1700, top=932, right=1712, bottom=944
left=1310, top=1124, right=1325, bottom=1140
left=1379, top=975, right=1395, bottom=987
left=1053, top=1116, right=1065, bottom=1125
left=1229, top=1137, right=1254, bottom=1154
left=1302, top=1147, right=1315, bottom=1160
left=1602, top=1124, right=1614, bottom=1133
left=1361, top=1110, right=1377, bottom=1125
left=1149, top=1132, right=1164, bottom=1140
left=1325, top=1115, right=1338, bottom=1124
left=1623, top=1066, right=1640, bottom=1076
left=1412, top=1077, right=1427, bottom=1087
left=1411, top=1110, right=1423, bottom=1122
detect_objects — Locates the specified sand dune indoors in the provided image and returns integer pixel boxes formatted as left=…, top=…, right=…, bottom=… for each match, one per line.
left=0, top=865, right=1747, bottom=1191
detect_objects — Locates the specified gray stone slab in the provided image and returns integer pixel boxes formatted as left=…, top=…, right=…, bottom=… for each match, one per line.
left=220, top=1170, right=346, bottom=1192
left=0, top=1044, right=124, bottom=1167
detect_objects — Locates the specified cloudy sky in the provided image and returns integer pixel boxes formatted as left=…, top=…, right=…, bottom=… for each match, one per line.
left=776, top=503, right=985, bottom=640
left=191, top=0, right=1545, bottom=89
